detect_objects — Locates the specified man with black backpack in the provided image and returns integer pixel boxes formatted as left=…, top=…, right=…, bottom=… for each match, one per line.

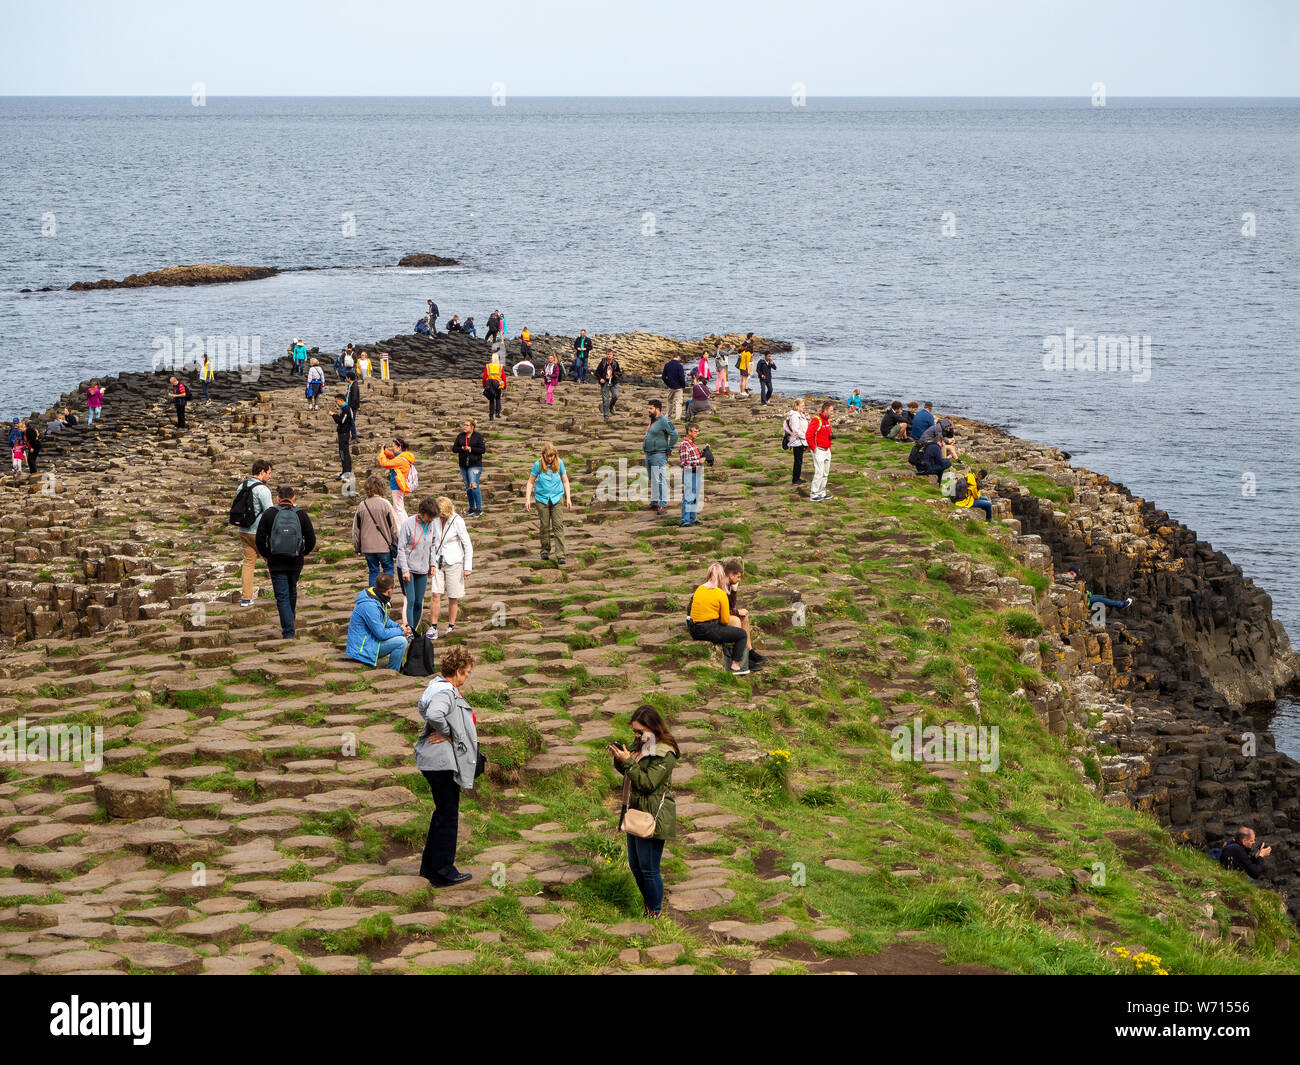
left=231, top=460, right=273, bottom=607
left=255, top=485, right=317, bottom=639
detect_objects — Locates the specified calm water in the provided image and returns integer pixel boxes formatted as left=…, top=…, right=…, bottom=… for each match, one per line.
left=1, top=97, right=1297, bottom=745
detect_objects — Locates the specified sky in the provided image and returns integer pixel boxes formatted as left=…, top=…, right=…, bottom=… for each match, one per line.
left=0, top=0, right=1297, bottom=96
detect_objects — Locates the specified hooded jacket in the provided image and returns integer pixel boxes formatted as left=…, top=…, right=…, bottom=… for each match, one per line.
left=346, top=588, right=407, bottom=665
left=377, top=448, right=415, bottom=493
left=615, top=744, right=678, bottom=840
left=415, top=676, right=480, bottom=787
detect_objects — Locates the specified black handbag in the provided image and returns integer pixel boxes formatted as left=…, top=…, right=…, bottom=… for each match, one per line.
left=475, top=752, right=487, bottom=778
left=400, top=633, right=437, bottom=677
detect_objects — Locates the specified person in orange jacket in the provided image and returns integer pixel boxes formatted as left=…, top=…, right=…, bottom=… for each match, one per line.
left=377, top=436, right=417, bottom=523
left=482, top=355, right=508, bottom=421
left=805, top=401, right=834, bottom=502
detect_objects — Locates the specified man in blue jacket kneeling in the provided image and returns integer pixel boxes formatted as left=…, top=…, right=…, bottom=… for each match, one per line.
left=346, top=573, right=412, bottom=670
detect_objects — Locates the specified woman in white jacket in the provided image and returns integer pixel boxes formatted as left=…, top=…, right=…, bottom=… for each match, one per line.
left=427, top=496, right=474, bottom=640
left=783, top=398, right=810, bottom=485
left=414, top=644, right=479, bottom=887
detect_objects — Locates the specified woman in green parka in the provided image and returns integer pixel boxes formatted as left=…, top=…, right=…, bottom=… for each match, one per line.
left=609, top=705, right=680, bottom=918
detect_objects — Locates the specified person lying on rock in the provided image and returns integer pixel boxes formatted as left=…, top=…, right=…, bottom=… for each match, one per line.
left=1066, top=567, right=1134, bottom=611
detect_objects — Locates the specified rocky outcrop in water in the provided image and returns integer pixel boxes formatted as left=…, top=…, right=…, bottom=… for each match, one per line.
left=397, top=253, right=459, bottom=267
left=65, top=265, right=279, bottom=291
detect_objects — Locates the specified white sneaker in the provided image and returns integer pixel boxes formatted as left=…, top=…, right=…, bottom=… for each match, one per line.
left=427, top=627, right=439, bottom=640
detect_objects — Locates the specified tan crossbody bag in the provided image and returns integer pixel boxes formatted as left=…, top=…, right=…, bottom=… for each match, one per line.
left=619, top=772, right=668, bottom=839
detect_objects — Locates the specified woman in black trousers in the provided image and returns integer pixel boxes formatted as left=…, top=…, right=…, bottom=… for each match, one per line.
left=414, top=645, right=479, bottom=887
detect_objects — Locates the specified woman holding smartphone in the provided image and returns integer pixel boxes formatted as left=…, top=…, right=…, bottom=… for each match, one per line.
left=608, top=705, right=680, bottom=918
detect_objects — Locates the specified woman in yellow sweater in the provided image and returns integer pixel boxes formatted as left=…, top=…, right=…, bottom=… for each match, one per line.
left=686, top=562, right=750, bottom=675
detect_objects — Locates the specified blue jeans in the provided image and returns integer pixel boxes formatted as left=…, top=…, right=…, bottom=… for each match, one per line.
left=201, top=377, right=211, bottom=400
left=87, top=407, right=100, bottom=424
left=1089, top=594, right=1128, bottom=610
left=270, top=570, right=299, bottom=638
left=973, top=497, right=993, bottom=521
left=376, top=634, right=407, bottom=671
left=646, top=453, right=668, bottom=507
left=681, top=467, right=701, bottom=525
left=365, top=551, right=394, bottom=588
left=460, top=466, right=482, bottom=513
left=403, top=572, right=428, bottom=629
left=627, top=834, right=666, bottom=913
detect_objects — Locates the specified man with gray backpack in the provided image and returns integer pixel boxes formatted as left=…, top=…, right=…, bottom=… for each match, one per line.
left=255, top=485, right=317, bottom=639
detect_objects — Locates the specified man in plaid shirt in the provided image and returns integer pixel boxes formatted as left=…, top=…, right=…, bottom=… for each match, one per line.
left=679, top=423, right=704, bottom=527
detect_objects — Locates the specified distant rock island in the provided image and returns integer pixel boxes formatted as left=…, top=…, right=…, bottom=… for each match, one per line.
left=24, top=257, right=463, bottom=292
left=65, top=264, right=279, bottom=291
left=397, top=253, right=459, bottom=267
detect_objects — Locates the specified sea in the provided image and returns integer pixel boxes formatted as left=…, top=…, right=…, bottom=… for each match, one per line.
left=0, top=96, right=1296, bottom=749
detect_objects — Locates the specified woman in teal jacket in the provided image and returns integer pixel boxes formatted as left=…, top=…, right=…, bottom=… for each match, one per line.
left=609, top=705, right=680, bottom=918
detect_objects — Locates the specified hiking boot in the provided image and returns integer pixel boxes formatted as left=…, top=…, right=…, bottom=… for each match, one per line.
left=540, top=552, right=550, bottom=561
left=556, top=557, right=566, bottom=566
left=748, top=650, right=767, bottom=666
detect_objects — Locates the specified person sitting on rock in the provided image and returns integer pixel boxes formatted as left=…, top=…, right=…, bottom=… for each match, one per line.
left=446, top=315, right=462, bottom=334
left=723, top=558, right=766, bottom=669
left=345, top=572, right=412, bottom=671
left=920, top=437, right=950, bottom=481
left=846, top=389, right=865, bottom=412
left=911, top=401, right=935, bottom=441
left=1218, top=826, right=1271, bottom=881
left=60, top=408, right=79, bottom=428
left=952, top=467, right=994, bottom=522
left=1066, top=567, right=1134, bottom=611
left=462, top=316, right=478, bottom=338
left=686, top=561, right=750, bottom=675
left=880, top=401, right=911, bottom=441
left=685, top=377, right=714, bottom=423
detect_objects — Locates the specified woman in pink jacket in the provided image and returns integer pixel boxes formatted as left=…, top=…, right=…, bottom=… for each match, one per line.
left=543, top=354, right=561, bottom=404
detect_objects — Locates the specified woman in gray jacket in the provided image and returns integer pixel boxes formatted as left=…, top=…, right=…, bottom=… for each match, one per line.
left=415, top=644, right=479, bottom=887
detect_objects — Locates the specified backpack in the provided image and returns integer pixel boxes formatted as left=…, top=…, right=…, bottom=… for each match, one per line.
left=952, top=476, right=969, bottom=503
left=406, top=464, right=419, bottom=491
left=267, top=505, right=305, bottom=557
left=907, top=440, right=926, bottom=469
left=401, top=633, right=437, bottom=677
left=228, top=479, right=260, bottom=527
left=1208, top=845, right=1224, bottom=864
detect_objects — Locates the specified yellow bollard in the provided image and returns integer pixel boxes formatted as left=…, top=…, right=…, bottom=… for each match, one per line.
left=380, top=354, right=390, bottom=381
